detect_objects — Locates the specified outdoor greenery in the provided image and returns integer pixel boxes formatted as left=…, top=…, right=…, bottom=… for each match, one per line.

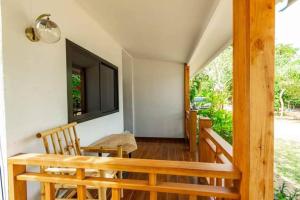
left=190, top=44, right=300, bottom=196
left=275, top=182, right=300, bottom=200
left=275, top=139, right=300, bottom=186
left=275, top=44, right=300, bottom=115
left=190, top=46, right=233, bottom=144
left=72, top=73, right=82, bottom=108
left=190, top=44, right=300, bottom=144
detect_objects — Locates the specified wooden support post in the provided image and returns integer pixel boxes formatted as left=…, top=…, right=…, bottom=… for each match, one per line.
left=44, top=183, right=55, bottom=200
left=184, top=63, right=190, bottom=138
left=233, top=0, right=274, bottom=199
left=189, top=110, right=197, bottom=153
left=8, top=164, right=27, bottom=200
left=76, top=169, right=86, bottom=200
left=149, top=173, right=157, bottom=200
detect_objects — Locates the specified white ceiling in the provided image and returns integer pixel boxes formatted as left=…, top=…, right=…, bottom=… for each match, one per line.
left=76, top=0, right=221, bottom=63
left=188, top=0, right=233, bottom=75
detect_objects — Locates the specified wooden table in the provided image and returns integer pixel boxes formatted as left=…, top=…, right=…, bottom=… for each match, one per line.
left=88, top=132, right=137, bottom=157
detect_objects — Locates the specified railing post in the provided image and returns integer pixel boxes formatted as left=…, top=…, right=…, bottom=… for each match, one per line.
left=44, top=183, right=55, bottom=200
left=198, top=117, right=212, bottom=162
left=40, top=167, right=45, bottom=200
left=76, top=169, right=86, bottom=200
left=112, top=188, right=120, bottom=200
left=189, top=110, right=197, bottom=153
left=199, top=117, right=212, bottom=131
left=8, top=164, right=27, bottom=200
left=149, top=173, right=157, bottom=200
left=189, top=195, right=197, bottom=200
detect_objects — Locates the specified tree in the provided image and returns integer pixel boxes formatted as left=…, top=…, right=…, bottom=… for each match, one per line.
left=190, top=46, right=232, bottom=103
left=275, top=44, right=300, bottom=115
left=191, top=44, right=300, bottom=143
left=190, top=46, right=233, bottom=143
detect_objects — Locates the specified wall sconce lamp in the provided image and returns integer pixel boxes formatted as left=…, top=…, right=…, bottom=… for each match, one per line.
left=25, top=14, right=61, bottom=43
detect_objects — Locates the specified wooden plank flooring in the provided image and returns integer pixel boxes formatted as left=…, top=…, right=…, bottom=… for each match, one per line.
left=121, top=138, right=199, bottom=200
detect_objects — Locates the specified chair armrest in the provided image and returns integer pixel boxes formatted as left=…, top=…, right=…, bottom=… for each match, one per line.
left=80, top=146, right=124, bottom=157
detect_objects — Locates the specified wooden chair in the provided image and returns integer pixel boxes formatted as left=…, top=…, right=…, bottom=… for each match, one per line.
left=36, top=122, right=123, bottom=200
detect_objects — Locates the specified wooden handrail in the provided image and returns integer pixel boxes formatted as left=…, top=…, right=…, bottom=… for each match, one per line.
left=9, top=154, right=240, bottom=179
left=203, top=128, right=233, bottom=162
left=198, top=117, right=236, bottom=190
left=8, top=153, right=241, bottom=200
left=199, top=117, right=233, bottom=163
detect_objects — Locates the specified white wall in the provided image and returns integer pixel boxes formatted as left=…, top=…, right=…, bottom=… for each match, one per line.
left=122, top=50, right=135, bottom=133
left=133, top=58, right=184, bottom=138
left=1, top=1, right=125, bottom=197
left=0, top=1, right=8, bottom=199
left=2, top=0, right=125, bottom=198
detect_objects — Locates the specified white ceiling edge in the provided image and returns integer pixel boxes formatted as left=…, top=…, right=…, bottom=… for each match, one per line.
left=131, top=54, right=185, bottom=65
left=189, top=0, right=285, bottom=77
left=188, top=0, right=233, bottom=76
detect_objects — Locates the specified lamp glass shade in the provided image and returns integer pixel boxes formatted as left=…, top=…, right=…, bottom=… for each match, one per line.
left=35, top=18, right=61, bottom=43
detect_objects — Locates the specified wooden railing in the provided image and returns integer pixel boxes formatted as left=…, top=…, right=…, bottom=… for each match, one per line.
left=185, top=110, right=197, bottom=152
left=8, top=153, right=240, bottom=200
left=198, top=117, right=236, bottom=193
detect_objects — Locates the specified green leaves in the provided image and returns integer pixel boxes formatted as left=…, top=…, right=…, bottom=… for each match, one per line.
left=72, top=73, right=82, bottom=107
left=198, top=108, right=233, bottom=144
left=275, top=44, right=300, bottom=111
left=191, top=46, right=233, bottom=144
left=275, top=182, right=300, bottom=200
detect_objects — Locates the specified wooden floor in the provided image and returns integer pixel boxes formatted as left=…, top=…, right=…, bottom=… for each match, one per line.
left=121, top=138, right=199, bottom=200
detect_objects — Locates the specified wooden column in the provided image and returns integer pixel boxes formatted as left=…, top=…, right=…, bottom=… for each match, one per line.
left=189, top=110, right=197, bottom=153
left=184, top=63, right=190, bottom=137
left=233, top=0, right=274, bottom=199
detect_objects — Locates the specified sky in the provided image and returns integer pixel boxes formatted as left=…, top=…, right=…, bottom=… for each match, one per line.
left=276, top=0, right=300, bottom=48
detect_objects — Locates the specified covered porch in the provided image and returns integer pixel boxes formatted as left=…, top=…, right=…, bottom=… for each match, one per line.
left=2, top=0, right=275, bottom=199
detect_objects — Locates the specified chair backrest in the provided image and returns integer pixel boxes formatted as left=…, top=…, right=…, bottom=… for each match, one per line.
left=36, top=122, right=82, bottom=156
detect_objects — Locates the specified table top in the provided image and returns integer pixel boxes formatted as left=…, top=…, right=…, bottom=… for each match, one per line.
left=88, top=132, right=137, bottom=154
